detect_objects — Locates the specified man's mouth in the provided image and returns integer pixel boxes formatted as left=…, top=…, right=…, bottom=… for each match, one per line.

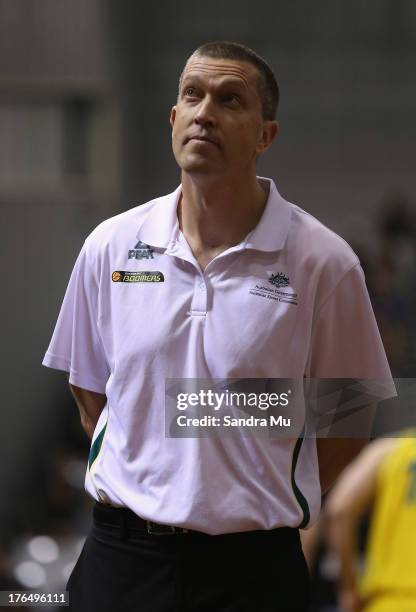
left=186, top=135, right=220, bottom=147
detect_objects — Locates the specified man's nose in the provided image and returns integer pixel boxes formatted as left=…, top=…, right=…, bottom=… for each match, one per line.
left=194, top=96, right=216, bottom=127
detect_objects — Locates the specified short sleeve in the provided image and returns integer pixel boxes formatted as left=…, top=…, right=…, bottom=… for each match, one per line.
left=306, top=264, right=392, bottom=380
left=42, top=242, right=109, bottom=393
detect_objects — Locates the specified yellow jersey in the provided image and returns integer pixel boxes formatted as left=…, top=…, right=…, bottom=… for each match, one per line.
left=360, top=433, right=416, bottom=601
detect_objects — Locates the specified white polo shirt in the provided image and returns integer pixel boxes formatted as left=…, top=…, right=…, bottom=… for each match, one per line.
left=43, top=177, right=392, bottom=534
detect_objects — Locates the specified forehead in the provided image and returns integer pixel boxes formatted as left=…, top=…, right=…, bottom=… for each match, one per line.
left=181, top=56, right=260, bottom=90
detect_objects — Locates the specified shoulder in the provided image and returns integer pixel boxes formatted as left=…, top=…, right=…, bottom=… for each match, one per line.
left=84, top=196, right=162, bottom=250
left=78, top=188, right=178, bottom=267
left=361, top=437, right=398, bottom=464
left=283, top=200, right=364, bottom=308
left=288, top=202, right=360, bottom=273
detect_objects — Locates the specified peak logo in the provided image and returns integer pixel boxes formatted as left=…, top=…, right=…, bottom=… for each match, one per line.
left=128, top=240, right=154, bottom=260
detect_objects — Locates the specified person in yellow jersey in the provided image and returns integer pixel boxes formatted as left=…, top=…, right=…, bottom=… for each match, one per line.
left=325, top=431, right=416, bottom=612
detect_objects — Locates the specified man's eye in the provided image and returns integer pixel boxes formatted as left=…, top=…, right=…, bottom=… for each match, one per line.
left=184, top=87, right=197, bottom=97
left=222, top=94, right=239, bottom=105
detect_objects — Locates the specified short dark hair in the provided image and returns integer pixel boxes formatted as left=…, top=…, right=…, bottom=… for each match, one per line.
left=180, top=41, right=279, bottom=120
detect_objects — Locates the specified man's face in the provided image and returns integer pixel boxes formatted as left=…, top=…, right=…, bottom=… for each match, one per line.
left=170, top=55, right=277, bottom=178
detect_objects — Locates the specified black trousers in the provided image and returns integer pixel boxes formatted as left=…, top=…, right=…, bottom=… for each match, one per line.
left=67, top=504, right=310, bottom=611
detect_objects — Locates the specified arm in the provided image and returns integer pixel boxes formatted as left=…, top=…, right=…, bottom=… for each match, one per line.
left=306, top=261, right=394, bottom=494
left=324, top=437, right=395, bottom=612
left=69, top=383, right=106, bottom=440
left=317, top=399, right=379, bottom=494
left=300, top=519, right=321, bottom=571
left=317, top=437, right=369, bottom=495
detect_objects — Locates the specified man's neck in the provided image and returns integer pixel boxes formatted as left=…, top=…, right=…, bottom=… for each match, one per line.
left=178, top=172, right=268, bottom=262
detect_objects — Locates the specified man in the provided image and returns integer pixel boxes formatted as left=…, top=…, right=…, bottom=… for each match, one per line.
left=325, top=432, right=416, bottom=612
left=43, top=41, right=393, bottom=611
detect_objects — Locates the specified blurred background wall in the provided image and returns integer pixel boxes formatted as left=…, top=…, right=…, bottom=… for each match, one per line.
left=0, top=0, right=415, bottom=607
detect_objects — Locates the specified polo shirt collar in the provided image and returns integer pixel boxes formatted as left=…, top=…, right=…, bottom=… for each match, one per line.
left=244, top=177, right=292, bottom=252
left=137, top=185, right=182, bottom=249
left=138, top=177, right=291, bottom=253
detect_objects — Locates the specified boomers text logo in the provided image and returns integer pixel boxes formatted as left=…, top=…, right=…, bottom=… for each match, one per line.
left=112, top=271, right=164, bottom=283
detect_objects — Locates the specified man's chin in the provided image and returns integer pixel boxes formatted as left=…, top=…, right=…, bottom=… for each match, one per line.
left=179, top=159, right=223, bottom=176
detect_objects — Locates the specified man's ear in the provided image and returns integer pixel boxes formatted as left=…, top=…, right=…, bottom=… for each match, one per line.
left=256, top=120, right=279, bottom=155
left=170, top=106, right=176, bottom=128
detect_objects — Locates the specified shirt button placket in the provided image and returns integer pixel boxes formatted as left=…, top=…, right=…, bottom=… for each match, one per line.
left=190, top=275, right=208, bottom=316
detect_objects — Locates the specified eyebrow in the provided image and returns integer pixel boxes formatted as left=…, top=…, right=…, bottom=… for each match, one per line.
left=181, top=74, right=248, bottom=91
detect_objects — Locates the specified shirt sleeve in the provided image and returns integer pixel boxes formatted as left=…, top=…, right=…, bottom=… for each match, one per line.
left=306, top=263, right=393, bottom=380
left=305, top=264, right=396, bottom=434
left=42, top=242, right=109, bottom=393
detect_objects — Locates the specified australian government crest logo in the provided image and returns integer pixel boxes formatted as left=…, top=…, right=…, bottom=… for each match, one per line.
left=268, top=272, right=290, bottom=288
left=249, top=271, right=298, bottom=306
left=128, top=240, right=154, bottom=260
